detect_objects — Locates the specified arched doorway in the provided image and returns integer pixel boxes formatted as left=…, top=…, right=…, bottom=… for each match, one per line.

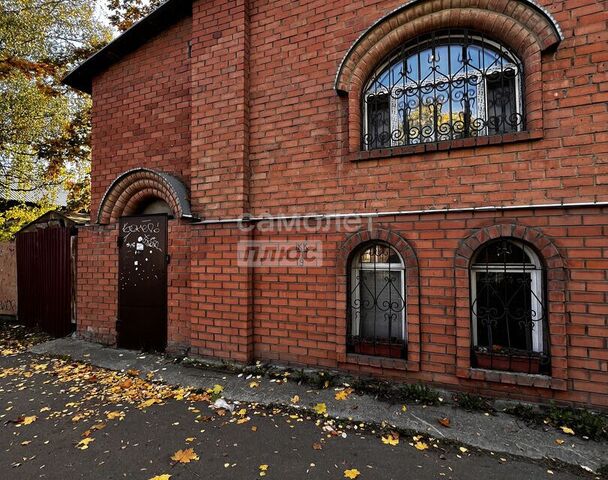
left=98, top=169, right=192, bottom=351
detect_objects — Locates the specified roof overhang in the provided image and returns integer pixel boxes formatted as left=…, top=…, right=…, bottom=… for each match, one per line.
left=63, top=0, right=192, bottom=94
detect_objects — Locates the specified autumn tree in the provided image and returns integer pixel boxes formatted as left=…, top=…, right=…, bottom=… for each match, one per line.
left=107, top=0, right=165, bottom=31
left=0, top=0, right=111, bottom=237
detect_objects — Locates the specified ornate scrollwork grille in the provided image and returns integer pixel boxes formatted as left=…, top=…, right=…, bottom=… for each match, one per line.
left=362, top=30, right=525, bottom=150
left=470, top=239, right=550, bottom=374
left=347, top=243, right=406, bottom=359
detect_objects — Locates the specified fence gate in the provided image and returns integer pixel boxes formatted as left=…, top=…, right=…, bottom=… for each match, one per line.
left=117, top=215, right=168, bottom=351
left=16, top=226, right=74, bottom=337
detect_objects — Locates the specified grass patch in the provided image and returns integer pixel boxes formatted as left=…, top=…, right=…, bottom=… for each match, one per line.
left=351, top=378, right=441, bottom=406
left=506, top=403, right=608, bottom=441
left=453, top=393, right=495, bottom=412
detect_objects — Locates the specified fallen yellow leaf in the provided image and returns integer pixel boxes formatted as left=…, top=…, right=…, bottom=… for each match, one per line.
left=185, top=437, right=195, bottom=443
left=414, top=441, right=429, bottom=451
left=291, top=395, right=300, bottom=404
left=560, top=426, right=575, bottom=435
left=149, top=475, right=171, bottom=480
left=249, top=381, right=259, bottom=388
left=171, top=448, right=199, bottom=463
left=381, top=433, right=399, bottom=446
left=139, top=398, right=162, bottom=409
left=211, top=384, right=223, bottom=395
left=107, top=411, right=124, bottom=420
left=555, top=439, right=565, bottom=445
left=313, top=403, right=327, bottom=415
left=335, top=388, right=354, bottom=401
left=259, top=464, right=269, bottom=477
left=344, top=468, right=361, bottom=479
left=76, top=438, right=94, bottom=450
left=401, top=405, right=407, bottom=412
left=459, top=446, right=468, bottom=453
left=19, top=416, right=37, bottom=426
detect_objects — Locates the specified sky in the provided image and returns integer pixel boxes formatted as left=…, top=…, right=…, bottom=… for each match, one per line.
left=94, top=1, right=111, bottom=25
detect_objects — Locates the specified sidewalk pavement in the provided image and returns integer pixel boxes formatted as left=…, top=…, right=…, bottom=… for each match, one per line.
left=30, top=337, right=607, bottom=473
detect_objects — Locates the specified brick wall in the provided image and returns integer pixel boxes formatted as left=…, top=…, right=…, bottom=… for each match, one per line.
left=80, top=0, right=608, bottom=409
left=244, top=207, right=608, bottom=408
left=76, top=225, right=117, bottom=345
left=246, top=0, right=608, bottom=214
left=90, top=14, right=192, bottom=221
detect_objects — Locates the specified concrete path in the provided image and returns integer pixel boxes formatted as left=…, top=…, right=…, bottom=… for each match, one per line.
left=31, top=337, right=607, bottom=473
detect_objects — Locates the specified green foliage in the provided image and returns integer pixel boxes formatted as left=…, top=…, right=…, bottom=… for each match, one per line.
left=545, top=405, right=608, bottom=441
left=399, top=383, right=441, bottom=405
left=506, top=403, right=608, bottom=441
left=0, top=0, right=111, bottom=233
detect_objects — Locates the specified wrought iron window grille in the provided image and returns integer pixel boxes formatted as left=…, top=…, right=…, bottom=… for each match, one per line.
left=470, top=239, right=550, bottom=374
left=347, top=243, right=407, bottom=359
left=362, top=30, right=525, bottom=150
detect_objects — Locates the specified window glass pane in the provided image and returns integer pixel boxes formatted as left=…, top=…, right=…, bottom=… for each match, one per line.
left=359, top=244, right=401, bottom=264
left=475, top=240, right=532, bottom=264
left=366, top=93, right=391, bottom=149
left=475, top=272, right=534, bottom=352
left=363, top=31, right=523, bottom=150
left=359, top=270, right=404, bottom=341
left=486, top=71, right=517, bottom=135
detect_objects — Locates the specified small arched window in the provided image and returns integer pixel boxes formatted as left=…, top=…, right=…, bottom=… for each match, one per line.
left=470, top=239, right=549, bottom=374
left=363, top=30, right=524, bottom=150
left=348, top=242, right=406, bottom=359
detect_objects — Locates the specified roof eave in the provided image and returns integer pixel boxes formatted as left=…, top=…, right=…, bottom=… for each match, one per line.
left=63, top=0, right=192, bottom=94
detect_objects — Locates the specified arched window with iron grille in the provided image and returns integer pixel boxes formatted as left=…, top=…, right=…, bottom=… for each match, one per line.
left=347, top=242, right=406, bottom=359
left=470, top=239, right=550, bottom=374
left=362, top=30, right=524, bottom=150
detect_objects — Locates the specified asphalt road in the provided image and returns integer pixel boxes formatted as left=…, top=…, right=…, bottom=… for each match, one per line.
left=0, top=352, right=589, bottom=480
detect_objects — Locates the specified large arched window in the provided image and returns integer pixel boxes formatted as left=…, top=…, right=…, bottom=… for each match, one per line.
left=470, top=239, right=549, bottom=374
left=363, top=30, right=524, bottom=150
left=348, top=242, right=406, bottom=359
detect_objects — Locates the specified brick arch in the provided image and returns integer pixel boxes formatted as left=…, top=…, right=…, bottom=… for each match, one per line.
left=335, top=0, right=562, bottom=93
left=335, top=0, right=563, bottom=152
left=97, top=168, right=193, bottom=224
left=336, top=228, right=421, bottom=371
left=453, top=223, right=568, bottom=390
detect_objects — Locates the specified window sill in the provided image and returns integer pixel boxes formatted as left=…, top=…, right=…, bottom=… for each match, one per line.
left=463, top=367, right=567, bottom=391
left=340, top=353, right=419, bottom=372
left=349, top=130, right=543, bottom=162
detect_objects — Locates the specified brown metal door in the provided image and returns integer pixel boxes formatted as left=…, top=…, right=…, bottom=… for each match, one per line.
left=117, top=215, right=168, bottom=351
left=16, top=227, right=73, bottom=338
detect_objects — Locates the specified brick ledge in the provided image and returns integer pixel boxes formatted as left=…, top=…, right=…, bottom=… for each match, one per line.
left=340, top=352, right=420, bottom=372
left=463, top=367, right=567, bottom=391
left=349, top=130, right=543, bottom=162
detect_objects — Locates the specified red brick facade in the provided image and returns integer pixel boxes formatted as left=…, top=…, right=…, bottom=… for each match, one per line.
left=74, top=0, right=608, bottom=408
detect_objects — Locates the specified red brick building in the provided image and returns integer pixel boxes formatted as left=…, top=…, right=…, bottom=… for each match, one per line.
left=65, top=0, right=608, bottom=408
